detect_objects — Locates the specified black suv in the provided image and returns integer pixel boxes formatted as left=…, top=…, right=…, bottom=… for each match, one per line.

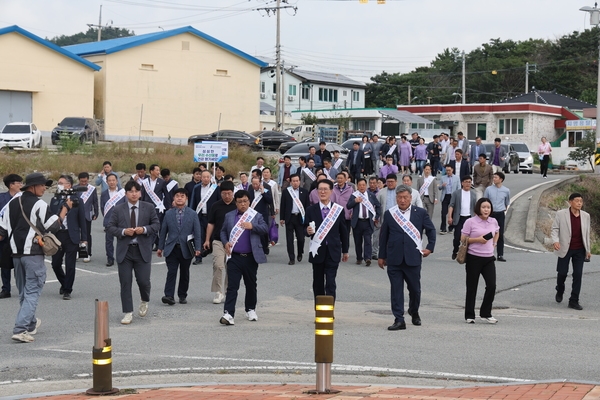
left=51, top=117, right=100, bottom=145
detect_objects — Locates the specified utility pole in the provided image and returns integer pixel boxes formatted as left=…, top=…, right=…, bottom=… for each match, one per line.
left=461, top=50, right=466, bottom=104
left=256, top=1, right=297, bottom=131
left=407, top=85, right=411, bottom=105
left=87, top=5, right=103, bottom=42
left=525, top=62, right=537, bottom=94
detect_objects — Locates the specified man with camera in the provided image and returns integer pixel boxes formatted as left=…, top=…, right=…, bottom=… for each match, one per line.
left=0, top=174, right=23, bottom=299
left=0, top=173, right=70, bottom=342
left=75, top=172, right=98, bottom=263
left=50, top=175, right=88, bottom=300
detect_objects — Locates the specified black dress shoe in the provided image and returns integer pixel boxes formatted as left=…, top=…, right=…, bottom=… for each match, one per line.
left=497, top=256, right=506, bottom=262
left=451, top=253, right=457, bottom=260
left=162, top=296, right=176, bottom=305
left=106, top=260, right=114, bottom=267
left=411, top=313, right=421, bottom=326
left=192, top=259, right=202, bottom=265
left=387, top=321, right=406, bottom=331
left=568, top=301, right=583, bottom=310
left=0, top=290, right=11, bottom=299
left=179, top=297, right=187, bottom=304
left=297, top=255, right=302, bottom=262
left=555, top=292, right=563, bottom=303
left=63, top=292, right=71, bottom=300
left=59, top=288, right=65, bottom=295
left=288, top=260, right=295, bottom=265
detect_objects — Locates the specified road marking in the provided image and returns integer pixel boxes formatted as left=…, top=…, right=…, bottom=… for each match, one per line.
left=0, top=378, right=45, bottom=385
left=39, top=349, right=528, bottom=383
left=43, top=259, right=117, bottom=275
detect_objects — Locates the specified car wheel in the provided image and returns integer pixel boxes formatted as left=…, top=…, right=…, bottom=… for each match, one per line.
left=37, top=137, right=42, bottom=148
left=528, top=171, right=533, bottom=174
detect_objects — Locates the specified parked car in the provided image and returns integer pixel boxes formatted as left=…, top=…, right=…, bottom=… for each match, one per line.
left=280, top=142, right=349, bottom=164
left=483, top=143, right=520, bottom=173
left=251, top=130, right=295, bottom=151
left=0, top=122, right=42, bottom=149
left=187, top=130, right=261, bottom=150
left=278, top=137, right=312, bottom=154
left=51, top=117, right=100, bottom=145
left=508, top=141, right=534, bottom=173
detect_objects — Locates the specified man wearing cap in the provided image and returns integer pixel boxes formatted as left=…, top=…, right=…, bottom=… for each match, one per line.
left=0, top=173, right=70, bottom=342
left=157, top=188, right=202, bottom=306
left=0, top=174, right=23, bottom=299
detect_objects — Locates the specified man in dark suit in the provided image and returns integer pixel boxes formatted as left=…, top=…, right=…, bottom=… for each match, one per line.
left=131, top=163, right=150, bottom=184
left=378, top=184, right=436, bottom=331
left=157, top=188, right=202, bottom=305
left=347, top=178, right=381, bottom=266
left=448, top=149, right=470, bottom=181
left=305, top=179, right=349, bottom=303
left=190, top=170, right=221, bottom=265
left=49, top=175, right=88, bottom=300
left=248, top=176, right=273, bottom=255
left=75, top=172, right=98, bottom=263
left=279, top=173, right=309, bottom=265
left=219, top=190, right=269, bottom=325
left=345, top=141, right=364, bottom=183
left=141, top=164, right=171, bottom=251
left=100, top=173, right=126, bottom=267
left=107, top=180, right=160, bottom=325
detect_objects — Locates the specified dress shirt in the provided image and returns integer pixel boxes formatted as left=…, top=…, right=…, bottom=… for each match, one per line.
left=386, top=189, right=396, bottom=211
left=462, top=215, right=499, bottom=257
left=149, top=178, right=157, bottom=191
left=460, top=190, right=471, bottom=216
left=537, top=142, right=551, bottom=156
left=200, top=184, right=211, bottom=214
left=441, top=175, right=456, bottom=196
left=484, top=185, right=510, bottom=212
left=291, top=188, right=300, bottom=213
left=233, top=212, right=252, bottom=253
left=126, top=201, right=145, bottom=243
left=447, top=146, right=456, bottom=162
left=399, top=206, right=411, bottom=220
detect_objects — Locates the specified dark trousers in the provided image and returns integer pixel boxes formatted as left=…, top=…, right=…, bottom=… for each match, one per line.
left=387, top=261, right=421, bottom=322
left=440, top=194, right=451, bottom=231
left=1, top=267, right=11, bottom=292
left=118, top=244, right=151, bottom=313
left=491, top=211, right=506, bottom=257
left=85, top=220, right=92, bottom=256
left=164, top=244, right=192, bottom=299
left=105, top=228, right=115, bottom=263
left=154, top=212, right=165, bottom=246
left=285, top=214, right=304, bottom=261
left=312, top=248, right=339, bottom=302
left=353, top=220, right=373, bottom=261
left=196, top=214, right=208, bottom=261
left=430, top=157, right=440, bottom=175
left=453, top=216, right=469, bottom=255
left=540, top=155, right=550, bottom=177
left=556, top=248, right=586, bottom=303
left=465, top=254, right=496, bottom=319
left=224, top=253, right=258, bottom=318
left=51, top=230, right=78, bottom=294
left=345, top=219, right=352, bottom=245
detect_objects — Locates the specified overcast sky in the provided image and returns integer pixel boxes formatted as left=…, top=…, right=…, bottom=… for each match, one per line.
left=1, top=0, right=596, bottom=82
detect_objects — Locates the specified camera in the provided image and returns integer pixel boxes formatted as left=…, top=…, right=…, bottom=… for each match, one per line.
left=54, top=186, right=87, bottom=208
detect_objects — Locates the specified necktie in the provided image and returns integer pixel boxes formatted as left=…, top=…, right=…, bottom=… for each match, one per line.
left=361, top=203, right=367, bottom=219
left=130, top=205, right=137, bottom=228
left=321, top=206, right=329, bottom=219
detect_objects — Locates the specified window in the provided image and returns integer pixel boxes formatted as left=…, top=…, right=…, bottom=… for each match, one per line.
left=568, top=131, right=584, bottom=147
left=288, top=84, right=297, bottom=96
left=260, top=81, right=265, bottom=93
left=343, top=90, right=347, bottom=96
left=140, top=64, right=154, bottom=70
left=353, top=91, right=360, bottom=102
left=353, top=120, right=375, bottom=130
left=318, top=88, right=338, bottom=102
left=302, top=86, right=310, bottom=100
left=215, top=69, right=228, bottom=76
left=467, top=123, right=487, bottom=140
left=498, top=118, right=524, bottom=135
left=181, top=41, right=190, bottom=50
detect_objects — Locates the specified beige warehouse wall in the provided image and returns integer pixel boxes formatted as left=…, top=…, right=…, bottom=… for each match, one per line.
left=98, top=32, right=260, bottom=140
left=0, top=32, right=95, bottom=131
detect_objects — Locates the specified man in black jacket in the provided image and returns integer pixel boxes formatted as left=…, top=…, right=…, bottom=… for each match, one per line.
left=280, top=174, right=309, bottom=265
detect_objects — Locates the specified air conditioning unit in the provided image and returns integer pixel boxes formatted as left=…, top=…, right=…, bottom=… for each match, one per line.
left=272, top=94, right=277, bottom=100
left=288, top=95, right=295, bottom=101
left=260, top=93, right=266, bottom=99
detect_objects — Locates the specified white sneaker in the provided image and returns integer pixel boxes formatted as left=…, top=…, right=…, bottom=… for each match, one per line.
left=29, top=318, right=42, bottom=335
left=246, top=309, right=258, bottom=321
left=83, top=257, right=91, bottom=263
left=139, top=301, right=148, bottom=317
left=220, top=312, right=234, bottom=325
left=213, top=292, right=225, bottom=304
left=12, top=331, right=35, bottom=343
left=465, top=319, right=475, bottom=324
left=121, top=312, right=133, bottom=325
left=480, top=316, right=498, bottom=324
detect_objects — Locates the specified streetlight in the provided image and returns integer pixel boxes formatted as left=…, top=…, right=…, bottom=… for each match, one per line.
left=452, top=92, right=462, bottom=104
left=580, top=3, right=600, bottom=173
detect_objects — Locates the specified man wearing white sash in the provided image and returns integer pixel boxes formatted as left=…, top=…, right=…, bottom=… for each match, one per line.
left=347, top=178, right=381, bottom=267
left=0, top=174, right=22, bottom=299
left=76, top=172, right=98, bottom=263
left=190, top=171, right=221, bottom=265
left=279, top=174, right=309, bottom=265
left=100, top=174, right=126, bottom=266
left=219, top=190, right=268, bottom=326
left=417, top=164, right=438, bottom=220
left=142, top=164, right=171, bottom=251
left=249, top=177, right=273, bottom=255
left=301, top=158, right=317, bottom=191
left=378, top=185, right=436, bottom=331
left=305, top=180, right=349, bottom=303
left=322, top=158, right=338, bottom=182
left=331, top=150, right=344, bottom=172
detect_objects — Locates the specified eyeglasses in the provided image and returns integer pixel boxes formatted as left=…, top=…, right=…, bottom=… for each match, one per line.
left=318, top=188, right=331, bottom=192
left=236, top=199, right=250, bottom=203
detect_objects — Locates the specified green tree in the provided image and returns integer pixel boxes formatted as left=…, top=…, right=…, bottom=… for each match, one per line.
left=567, top=130, right=596, bottom=170
left=301, top=113, right=319, bottom=125
left=47, top=27, right=135, bottom=46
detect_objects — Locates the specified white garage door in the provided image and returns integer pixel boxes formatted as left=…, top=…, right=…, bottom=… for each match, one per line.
left=0, top=91, right=32, bottom=128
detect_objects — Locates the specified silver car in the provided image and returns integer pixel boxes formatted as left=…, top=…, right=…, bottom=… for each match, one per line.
left=508, top=142, right=534, bottom=174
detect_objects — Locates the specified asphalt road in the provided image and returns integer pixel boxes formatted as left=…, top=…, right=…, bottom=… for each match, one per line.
left=2, top=172, right=596, bottom=396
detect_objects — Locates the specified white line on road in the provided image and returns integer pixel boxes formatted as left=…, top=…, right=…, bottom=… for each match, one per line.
left=43, top=259, right=117, bottom=275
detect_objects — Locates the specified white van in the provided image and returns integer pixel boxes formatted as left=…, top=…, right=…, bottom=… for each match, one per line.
left=291, top=125, right=314, bottom=141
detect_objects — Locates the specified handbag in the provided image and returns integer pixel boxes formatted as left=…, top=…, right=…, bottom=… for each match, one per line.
left=456, top=236, right=469, bottom=264
left=19, top=197, right=61, bottom=256
left=268, top=218, right=279, bottom=243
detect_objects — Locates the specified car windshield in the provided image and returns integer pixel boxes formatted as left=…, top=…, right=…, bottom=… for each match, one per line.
left=511, top=143, right=530, bottom=152
left=60, top=118, right=86, bottom=127
left=2, top=125, right=30, bottom=134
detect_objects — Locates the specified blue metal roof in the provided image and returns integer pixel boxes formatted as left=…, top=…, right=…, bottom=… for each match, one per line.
left=64, top=26, right=267, bottom=67
left=0, top=25, right=100, bottom=71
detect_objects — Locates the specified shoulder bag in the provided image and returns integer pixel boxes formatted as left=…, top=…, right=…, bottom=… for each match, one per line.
left=19, top=197, right=61, bottom=256
left=456, top=236, right=469, bottom=264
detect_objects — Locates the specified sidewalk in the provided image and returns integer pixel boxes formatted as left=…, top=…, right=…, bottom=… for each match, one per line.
left=23, top=382, right=600, bottom=399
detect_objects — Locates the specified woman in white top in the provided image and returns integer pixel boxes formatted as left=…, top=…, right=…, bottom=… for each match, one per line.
left=537, top=137, right=552, bottom=179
